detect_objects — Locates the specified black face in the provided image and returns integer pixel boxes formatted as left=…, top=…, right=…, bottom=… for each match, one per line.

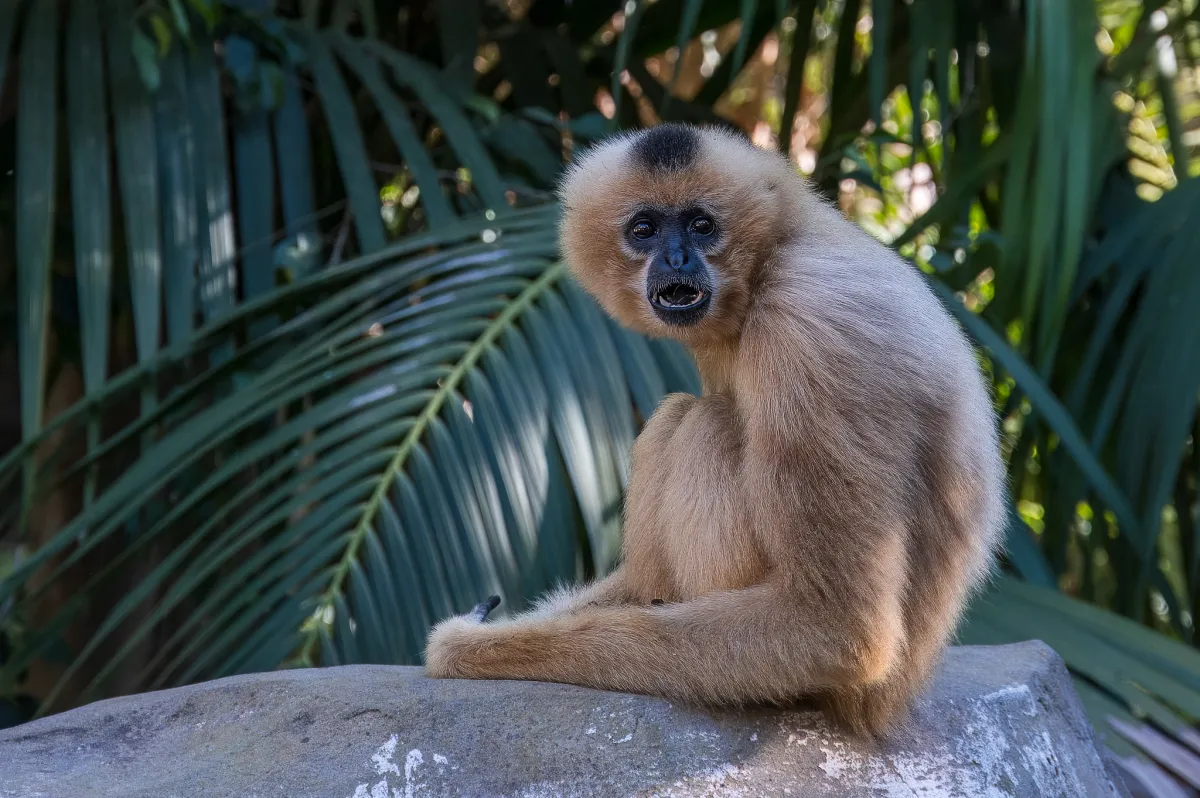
left=624, top=206, right=720, bottom=327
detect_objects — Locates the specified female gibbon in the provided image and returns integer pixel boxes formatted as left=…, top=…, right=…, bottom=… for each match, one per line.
left=423, top=123, right=1005, bottom=736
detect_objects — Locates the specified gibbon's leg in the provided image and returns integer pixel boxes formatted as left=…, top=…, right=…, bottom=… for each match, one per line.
left=423, top=578, right=899, bottom=705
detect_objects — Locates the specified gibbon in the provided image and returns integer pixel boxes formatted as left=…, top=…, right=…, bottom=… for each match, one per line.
left=424, top=122, right=1006, bottom=736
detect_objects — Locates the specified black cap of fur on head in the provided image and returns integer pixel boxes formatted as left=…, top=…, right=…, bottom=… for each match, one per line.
left=630, top=123, right=701, bottom=173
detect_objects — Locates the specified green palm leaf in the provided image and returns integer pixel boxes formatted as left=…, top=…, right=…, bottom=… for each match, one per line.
left=15, top=0, right=58, bottom=466
left=3, top=205, right=697, bottom=715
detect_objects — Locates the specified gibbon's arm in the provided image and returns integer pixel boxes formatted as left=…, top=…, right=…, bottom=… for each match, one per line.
left=424, top=573, right=894, bottom=704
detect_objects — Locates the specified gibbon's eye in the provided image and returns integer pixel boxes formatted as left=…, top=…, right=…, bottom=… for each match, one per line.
left=690, top=215, right=715, bottom=235
left=630, top=219, right=657, bottom=240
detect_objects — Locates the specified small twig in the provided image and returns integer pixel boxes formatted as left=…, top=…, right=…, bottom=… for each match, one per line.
left=939, top=83, right=979, bottom=136
left=329, top=209, right=354, bottom=265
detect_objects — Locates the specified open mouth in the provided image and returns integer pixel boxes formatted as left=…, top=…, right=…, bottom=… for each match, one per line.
left=650, top=283, right=708, bottom=311
left=647, top=280, right=712, bottom=326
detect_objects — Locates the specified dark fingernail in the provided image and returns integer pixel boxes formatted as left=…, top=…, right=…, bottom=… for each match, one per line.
left=472, top=595, right=502, bottom=623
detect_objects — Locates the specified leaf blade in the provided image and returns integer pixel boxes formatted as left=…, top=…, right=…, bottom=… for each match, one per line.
left=15, top=0, right=60, bottom=445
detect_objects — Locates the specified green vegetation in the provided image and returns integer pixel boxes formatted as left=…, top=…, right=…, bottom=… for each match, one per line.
left=1, top=0, right=1199, bottom=789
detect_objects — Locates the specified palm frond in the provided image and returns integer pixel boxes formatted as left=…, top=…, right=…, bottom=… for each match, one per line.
left=963, top=577, right=1200, bottom=794
left=0, top=204, right=697, bottom=715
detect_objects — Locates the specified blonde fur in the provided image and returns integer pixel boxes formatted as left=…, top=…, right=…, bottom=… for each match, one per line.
left=424, top=123, right=1006, bottom=736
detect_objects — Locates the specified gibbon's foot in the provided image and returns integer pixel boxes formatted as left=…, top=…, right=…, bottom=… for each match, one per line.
left=472, top=595, right=501, bottom=623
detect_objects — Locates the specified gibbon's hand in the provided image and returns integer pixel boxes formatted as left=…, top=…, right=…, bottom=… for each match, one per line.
left=424, top=595, right=501, bottom=678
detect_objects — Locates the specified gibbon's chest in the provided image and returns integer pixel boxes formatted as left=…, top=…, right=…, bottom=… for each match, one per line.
left=652, top=400, right=768, bottom=599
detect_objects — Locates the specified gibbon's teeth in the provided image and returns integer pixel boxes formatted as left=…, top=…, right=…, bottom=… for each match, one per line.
left=654, top=286, right=706, bottom=309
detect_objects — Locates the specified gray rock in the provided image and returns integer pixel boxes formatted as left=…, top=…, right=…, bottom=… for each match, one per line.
left=0, top=641, right=1128, bottom=798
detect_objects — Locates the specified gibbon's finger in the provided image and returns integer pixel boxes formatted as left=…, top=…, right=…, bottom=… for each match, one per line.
left=472, top=595, right=502, bottom=623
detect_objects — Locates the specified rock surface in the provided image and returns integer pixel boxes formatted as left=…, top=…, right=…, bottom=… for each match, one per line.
left=0, top=641, right=1127, bottom=798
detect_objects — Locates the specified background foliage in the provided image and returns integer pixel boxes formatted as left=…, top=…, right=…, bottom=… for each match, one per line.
left=2, top=0, right=1200, bottom=793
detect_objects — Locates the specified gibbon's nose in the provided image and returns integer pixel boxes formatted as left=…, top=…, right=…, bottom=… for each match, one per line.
left=665, top=245, right=689, bottom=272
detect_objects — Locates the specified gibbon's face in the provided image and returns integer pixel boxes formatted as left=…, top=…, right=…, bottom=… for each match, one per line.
left=558, top=123, right=787, bottom=344
left=624, top=201, right=720, bottom=328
